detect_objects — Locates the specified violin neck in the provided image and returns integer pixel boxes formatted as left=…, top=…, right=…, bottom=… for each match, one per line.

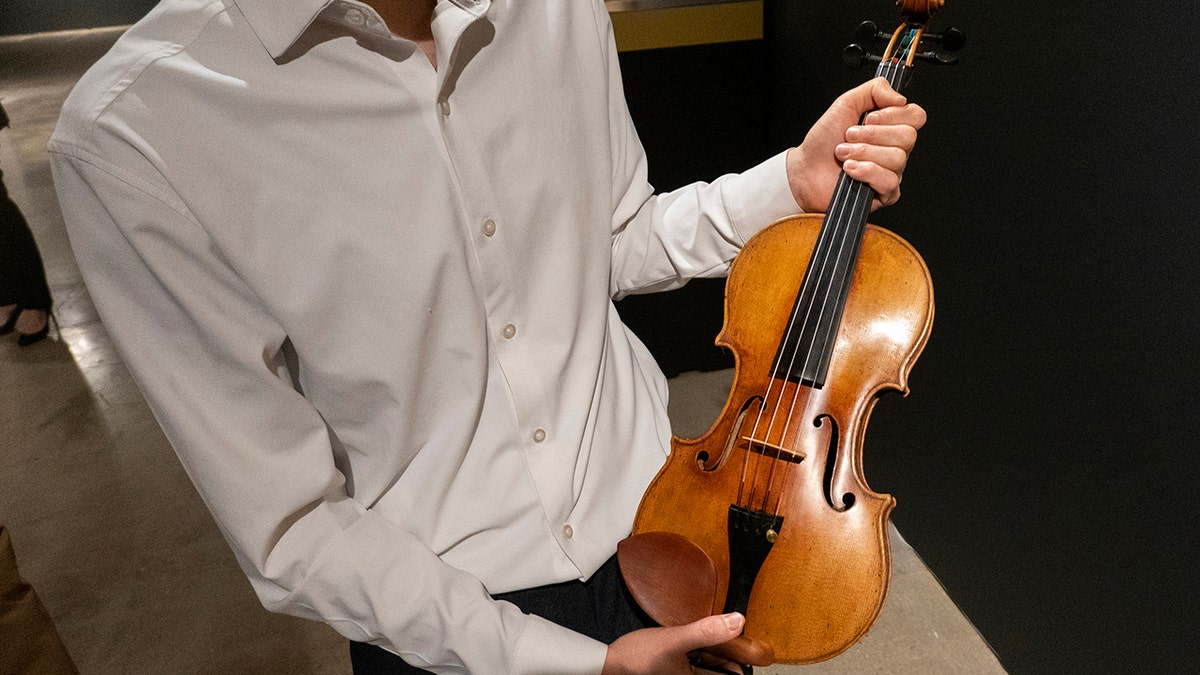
left=768, top=58, right=911, bottom=388
left=877, top=51, right=911, bottom=93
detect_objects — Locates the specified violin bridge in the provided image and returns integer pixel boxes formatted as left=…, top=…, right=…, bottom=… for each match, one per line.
left=742, top=436, right=805, bottom=463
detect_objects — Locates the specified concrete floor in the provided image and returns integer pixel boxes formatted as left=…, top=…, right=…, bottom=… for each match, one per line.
left=0, top=27, right=1003, bottom=674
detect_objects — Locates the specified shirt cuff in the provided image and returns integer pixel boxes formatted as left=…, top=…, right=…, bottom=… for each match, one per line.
left=510, top=612, right=609, bottom=675
left=721, top=149, right=802, bottom=245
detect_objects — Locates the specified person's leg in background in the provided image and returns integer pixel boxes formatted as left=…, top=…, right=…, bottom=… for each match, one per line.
left=0, top=165, right=54, bottom=346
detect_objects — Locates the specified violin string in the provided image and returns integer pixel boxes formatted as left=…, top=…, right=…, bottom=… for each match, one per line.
left=753, top=51, right=909, bottom=517
left=783, top=54, right=910, bottom=514
left=771, top=54, right=905, bottom=510
left=746, top=57, right=893, bottom=512
left=739, top=36, right=911, bottom=515
left=751, top=164, right=865, bottom=513
left=742, top=170, right=857, bottom=510
left=760, top=43, right=904, bottom=400
left=769, top=171, right=871, bottom=513
left=740, top=160, right=851, bottom=505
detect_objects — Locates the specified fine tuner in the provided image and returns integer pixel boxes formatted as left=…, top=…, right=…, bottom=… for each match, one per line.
left=843, top=20, right=965, bottom=69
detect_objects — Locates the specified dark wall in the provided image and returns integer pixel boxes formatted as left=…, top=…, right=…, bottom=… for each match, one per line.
left=616, top=40, right=767, bottom=376
left=760, top=1, right=1199, bottom=673
left=1, top=0, right=157, bottom=36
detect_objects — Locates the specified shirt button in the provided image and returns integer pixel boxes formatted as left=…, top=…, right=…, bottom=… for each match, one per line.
left=344, top=7, right=367, bottom=26
left=482, top=218, right=496, bottom=237
left=502, top=323, right=517, bottom=340
left=562, top=524, right=574, bottom=539
left=438, top=98, right=450, bottom=117
left=532, top=428, right=547, bottom=443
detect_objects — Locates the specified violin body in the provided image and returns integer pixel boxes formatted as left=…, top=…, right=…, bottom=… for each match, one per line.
left=627, top=214, right=933, bottom=663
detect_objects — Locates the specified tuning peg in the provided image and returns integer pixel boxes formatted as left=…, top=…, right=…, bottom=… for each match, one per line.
left=844, top=21, right=888, bottom=70
left=910, top=26, right=964, bottom=66
left=913, top=50, right=959, bottom=65
left=842, top=43, right=882, bottom=69
left=921, top=27, right=965, bottom=51
left=855, top=21, right=883, bottom=49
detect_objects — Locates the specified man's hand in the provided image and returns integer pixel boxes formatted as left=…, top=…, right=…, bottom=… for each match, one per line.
left=786, top=77, right=927, bottom=213
left=602, top=612, right=747, bottom=675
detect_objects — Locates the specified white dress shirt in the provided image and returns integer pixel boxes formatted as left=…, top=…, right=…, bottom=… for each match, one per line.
left=49, top=0, right=800, bottom=671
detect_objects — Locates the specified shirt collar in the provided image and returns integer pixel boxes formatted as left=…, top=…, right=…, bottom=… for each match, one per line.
left=234, top=0, right=491, bottom=59
left=233, top=0, right=331, bottom=59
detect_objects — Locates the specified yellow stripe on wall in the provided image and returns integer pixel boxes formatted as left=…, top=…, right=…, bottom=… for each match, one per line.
left=607, top=0, right=764, bottom=52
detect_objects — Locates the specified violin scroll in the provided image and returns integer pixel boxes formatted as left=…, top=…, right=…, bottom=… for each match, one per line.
left=842, top=8, right=965, bottom=71
left=897, top=0, right=946, bottom=23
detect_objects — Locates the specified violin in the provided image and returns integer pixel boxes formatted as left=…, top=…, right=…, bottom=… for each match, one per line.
left=618, top=0, right=962, bottom=666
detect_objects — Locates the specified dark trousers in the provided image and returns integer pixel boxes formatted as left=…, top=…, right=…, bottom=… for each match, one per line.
left=349, top=555, right=653, bottom=674
left=0, top=168, right=53, bottom=312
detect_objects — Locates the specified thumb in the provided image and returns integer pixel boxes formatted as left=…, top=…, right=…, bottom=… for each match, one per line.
left=844, top=77, right=907, bottom=116
left=670, top=612, right=746, bottom=653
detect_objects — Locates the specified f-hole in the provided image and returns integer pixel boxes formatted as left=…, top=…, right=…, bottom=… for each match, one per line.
left=816, top=414, right=855, bottom=511
left=697, top=396, right=764, bottom=472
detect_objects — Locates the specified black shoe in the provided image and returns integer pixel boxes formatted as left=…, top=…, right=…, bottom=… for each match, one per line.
left=16, top=311, right=52, bottom=347
left=0, top=305, right=20, bottom=335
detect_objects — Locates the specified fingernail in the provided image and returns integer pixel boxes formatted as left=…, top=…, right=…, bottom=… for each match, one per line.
left=843, top=159, right=860, bottom=172
left=846, top=126, right=862, bottom=140
left=723, top=613, right=745, bottom=631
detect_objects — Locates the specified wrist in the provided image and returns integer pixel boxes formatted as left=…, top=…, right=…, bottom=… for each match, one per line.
left=785, top=145, right=818, bottom=213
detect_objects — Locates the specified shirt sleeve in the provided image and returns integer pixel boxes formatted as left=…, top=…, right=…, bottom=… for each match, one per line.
left=47, top=144, right=609, bottom=675
left=594, top=3, right=802, bottom=300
